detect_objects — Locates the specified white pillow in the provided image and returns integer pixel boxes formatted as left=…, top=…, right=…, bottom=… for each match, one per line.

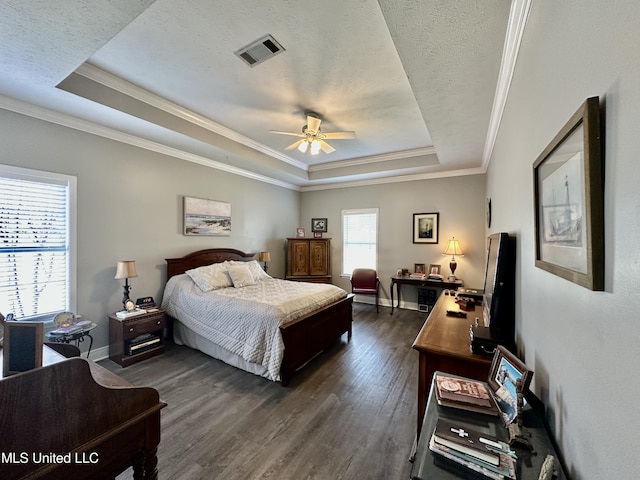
left=186, top=263, right=232, bottom=292
left=228, top=260, right=271, bottom=281
left=227, top=264, right=256, bottom=288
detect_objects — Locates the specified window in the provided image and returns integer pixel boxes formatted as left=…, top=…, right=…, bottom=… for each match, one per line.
left=0, top=164, right=76, bottom=321
left=342, top=208, right=378, bottom=275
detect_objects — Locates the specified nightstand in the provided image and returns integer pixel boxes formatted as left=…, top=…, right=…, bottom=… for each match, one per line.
left=108, top=309, right=167, bottom=367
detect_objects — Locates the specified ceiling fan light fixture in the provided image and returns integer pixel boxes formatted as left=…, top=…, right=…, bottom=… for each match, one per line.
left=298, top=141, right=309, bottom=153
left=310, top=140, right=321, bottom=155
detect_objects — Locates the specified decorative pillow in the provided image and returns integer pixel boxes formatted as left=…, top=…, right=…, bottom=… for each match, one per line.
left=186, top=263, right=232, bottom=292
left=227, top=264, right=256, bottom=288
left=228, top=260, right=271, bottom=282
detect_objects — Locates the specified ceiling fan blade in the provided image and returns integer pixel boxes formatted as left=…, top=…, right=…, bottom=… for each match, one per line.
left=319, top=140, right=335, bottom=154
left=285, top=139, right=306, bottom=151
left=269, top=130, right=305, bottom=137
left=306, top=114, right=322, bottom=134
left=322, top=131, right=356, bottom=140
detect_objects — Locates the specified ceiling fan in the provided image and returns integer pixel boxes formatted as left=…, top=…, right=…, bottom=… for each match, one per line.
left=269, top=112, right=355, bottom=155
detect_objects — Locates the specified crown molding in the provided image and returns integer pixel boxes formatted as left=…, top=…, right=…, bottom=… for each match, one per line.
left=482, top=0, right=532, bottom=170
left=0, top=94, right=300, bottom=191
left=75, top=63, right=309, bottom=171
left=308, top=146, right=437, bottom=172
left=300, top=167, right=485, bottom=192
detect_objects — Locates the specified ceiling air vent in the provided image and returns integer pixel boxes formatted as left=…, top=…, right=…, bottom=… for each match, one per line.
left=235, top=34, right=285, bottom=67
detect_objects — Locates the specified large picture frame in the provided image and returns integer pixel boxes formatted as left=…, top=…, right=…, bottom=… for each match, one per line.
left=488, top=345, right=533, bottom=424
left=183, top=196, right=231, bottom=236
left=533, top=97, right=604, bottom=290
left=413, top=212, right=439, bottom=244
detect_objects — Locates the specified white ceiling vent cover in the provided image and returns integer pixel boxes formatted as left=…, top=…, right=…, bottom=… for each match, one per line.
left=235, top=34, right=285, bottom=67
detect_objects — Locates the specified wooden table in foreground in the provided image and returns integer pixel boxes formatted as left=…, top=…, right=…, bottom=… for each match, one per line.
left=412, top=293, right=492, bottom=438
left=0, top=346, right=166, bottom=479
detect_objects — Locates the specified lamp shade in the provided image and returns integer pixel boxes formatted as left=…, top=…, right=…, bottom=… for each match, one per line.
left=115, top=260, right=138, bottom=280
left=259, top=251, right=271, bottom=262
left=443, top=238, right=464, bottom=257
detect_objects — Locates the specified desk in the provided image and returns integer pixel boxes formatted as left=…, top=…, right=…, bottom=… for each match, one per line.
left=0, top=349, right=166, bottom=479
left=411, top=375, right=568, bottom=480
left=412, top=293, right=492, bottom=438
left=390, top=276, right=463, bottom=314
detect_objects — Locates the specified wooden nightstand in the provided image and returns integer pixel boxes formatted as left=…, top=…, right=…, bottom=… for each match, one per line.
left=109, top=309, right=167, bottom=367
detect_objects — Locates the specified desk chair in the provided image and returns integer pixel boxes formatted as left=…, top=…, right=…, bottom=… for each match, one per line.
left=350, top=268, right=380, bottom=312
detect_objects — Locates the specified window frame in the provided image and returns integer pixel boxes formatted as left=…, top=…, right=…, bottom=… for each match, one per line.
left=341, top=207, right=379, bottom=276
left=0, top=164, right=77, bottom=322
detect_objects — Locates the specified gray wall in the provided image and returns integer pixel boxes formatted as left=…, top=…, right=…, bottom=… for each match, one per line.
left=1, top=109, right=300, bottom=356
left=300, top=175, right=487, bottom=305
left=487, top=2, right=640, bottom=478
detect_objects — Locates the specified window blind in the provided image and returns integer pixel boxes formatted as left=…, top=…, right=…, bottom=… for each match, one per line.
left=0, top=174, right=70, bottom=320
left=342, top=208, right=378, bottom=275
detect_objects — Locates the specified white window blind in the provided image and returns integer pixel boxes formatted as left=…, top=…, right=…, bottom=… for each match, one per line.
left=342, top=208, right=378, bottom=275
left=0, top=166, right=76, bottom=321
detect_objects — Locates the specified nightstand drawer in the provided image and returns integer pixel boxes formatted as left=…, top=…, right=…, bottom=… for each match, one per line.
left=122, top=315, right=166, bottom=339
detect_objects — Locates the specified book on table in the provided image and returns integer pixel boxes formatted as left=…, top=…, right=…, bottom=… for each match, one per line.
left=434, top=374, right=501, bottom=417
left=434, top=345, right=534, bottom=425
left=429, top=418, right=517, bottom=480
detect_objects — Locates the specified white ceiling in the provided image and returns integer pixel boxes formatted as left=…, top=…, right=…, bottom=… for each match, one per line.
left=0, top=0, right=526, bottom=191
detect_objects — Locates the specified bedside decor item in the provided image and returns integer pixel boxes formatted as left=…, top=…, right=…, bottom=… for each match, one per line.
left=115, top=260, right=138, bottom=311
left=183, top=196, right=231, bottom=236
left=413, top=212, right=439, bottom=244
left=442, top=237, right=464, bottom=280
left=3, top=321, right=43, bottom=376
left=311, top=218, right=327, bottom=232
left=259, top=251, right=271, bottom=272
left=533, top=96, right=604, bottom=291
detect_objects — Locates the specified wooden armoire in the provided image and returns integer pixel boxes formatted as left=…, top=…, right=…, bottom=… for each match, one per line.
left=286, top=237, right=331, bottom=283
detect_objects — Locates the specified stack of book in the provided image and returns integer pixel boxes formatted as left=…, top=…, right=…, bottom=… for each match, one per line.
left=434, top=374, right=501, bottom=416
left=429, top=418, right=517, bottom=480
left=410, top=273, right=426, bottom=279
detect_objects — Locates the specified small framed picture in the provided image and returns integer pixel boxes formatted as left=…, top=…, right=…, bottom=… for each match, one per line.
left=414, top=263, right=425, bottom=274
left=429, top=264, right=441, bottom=275
left=313, top=231, right=323, bottom=238
left=3, top=321, right=44, bottom=376
left=311, top=218, right=328, bottom=232
left=488, top=346, right=533, bottom=423
left=296, top=227, right=306, bottom=238
left=413, top=212, right=439, bottom=244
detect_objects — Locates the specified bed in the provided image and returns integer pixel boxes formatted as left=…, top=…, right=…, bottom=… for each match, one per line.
left=162, top=248, right=353, bottom=385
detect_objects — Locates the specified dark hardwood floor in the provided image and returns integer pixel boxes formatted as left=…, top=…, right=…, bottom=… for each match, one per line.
left=104, top=303, right=425, bottom=480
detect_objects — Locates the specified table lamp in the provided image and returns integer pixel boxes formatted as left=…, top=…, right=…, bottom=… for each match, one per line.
left=259, top=251, right=271, bottom=272
left=442, top=237, right=464, bottom=280
left=115, top=260, right=138, bottom=310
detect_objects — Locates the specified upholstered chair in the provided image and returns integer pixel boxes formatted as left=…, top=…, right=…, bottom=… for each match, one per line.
left=350, top=268, right=380, bottom=312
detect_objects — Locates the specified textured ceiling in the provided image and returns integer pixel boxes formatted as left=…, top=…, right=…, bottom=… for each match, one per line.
left=0, top=0, right=517, bottom=190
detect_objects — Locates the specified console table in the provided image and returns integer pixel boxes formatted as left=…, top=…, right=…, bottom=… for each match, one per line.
left=411, top=375, right=568, bottom=480
left=412, top=292, right=491, bottom=438
left=0, top=348, right=166, bottom=479
left=390, top=276, right=463, bottom=314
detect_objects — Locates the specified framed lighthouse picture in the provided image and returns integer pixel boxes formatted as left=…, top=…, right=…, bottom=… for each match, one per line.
left=533, top=97, right=603, bottom=291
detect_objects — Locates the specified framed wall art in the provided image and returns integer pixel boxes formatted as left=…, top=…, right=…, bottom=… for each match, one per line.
left=533, top=96, right=603, bottom=290
left=311, top=218, right=327, bottom=232
left=183, top=196, right=231, bottom=236
left=413, top=212, right=439, bottom=244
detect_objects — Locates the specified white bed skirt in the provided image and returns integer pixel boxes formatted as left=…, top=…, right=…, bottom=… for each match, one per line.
left=173, top=320, right=278, bottom=381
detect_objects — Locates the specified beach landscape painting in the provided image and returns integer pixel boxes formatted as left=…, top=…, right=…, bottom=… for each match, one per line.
left=184, top=196, right=231, bottom=236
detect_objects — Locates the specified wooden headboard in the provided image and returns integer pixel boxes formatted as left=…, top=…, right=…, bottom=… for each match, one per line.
left=165, top=248, right=255, bottom=279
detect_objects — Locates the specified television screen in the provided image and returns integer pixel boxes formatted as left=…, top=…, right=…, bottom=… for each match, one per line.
left=481, top=233, right=515, bottom=352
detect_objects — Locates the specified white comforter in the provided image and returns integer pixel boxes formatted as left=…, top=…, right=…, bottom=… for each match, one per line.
left=161, top=274, right=347, bottom=380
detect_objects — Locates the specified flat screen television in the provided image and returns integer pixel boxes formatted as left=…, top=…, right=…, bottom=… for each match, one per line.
left=482, top=233, right=516, bottom=351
